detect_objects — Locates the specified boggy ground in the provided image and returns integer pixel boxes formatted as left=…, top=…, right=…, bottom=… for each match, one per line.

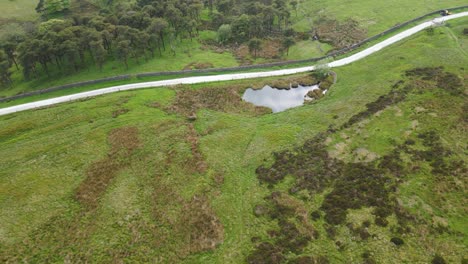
left=250, top=67, right=466, bottom=263
left=0, top=22, right=467, bottom=263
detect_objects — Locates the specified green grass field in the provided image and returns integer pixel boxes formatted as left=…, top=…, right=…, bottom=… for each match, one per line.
left=0, top=18, right=467, bottom=263
left=292, top=0, right=467, bottom=35
left=285, top=40, right=333, bottom=60
left=0, top=0, right=39, bottom=22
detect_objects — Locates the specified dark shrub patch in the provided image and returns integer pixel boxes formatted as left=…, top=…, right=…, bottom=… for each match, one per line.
left=343, top=88, right=410, bottom=128
left=289, top=255, right=330, bottom=264
left=363, top=258, right=377, bottom=264
left=247, top=242, right=285, bottom=264
left=343, top=67, right=463, bottom=130
left=432, top=254, right=447, bottom=264
left=405, top=67, right=444, bottom=79
left=363, top=220, right=371, bottom=227
left=276, top=220, right=310, bottom=253
left=251, top=236, right=261, bottom=243
left=112, top=108, right=129, bottom=118
left=325, top=224, right=336, bottom=239
left=256, top=134, right=343, bottom=190
left=358, top=227, right=371, bottom=240
left=248, top=67, right=466, bottom=262
left=256, top=133, right=399, bottom=228
left=390, top=237, right=404, bottom=246
left=379, top=150, right=404, bottom=176
left=436, top=72, right=464, bottom=95
left=412, top=130, right=466, bottom=176
left=361, top=251, right=377, bottom=264
left=362, top=251, right=377, bottom=264
left=311, top=210, right=321, bottom=221
left=405, top=67, right=464, bottom=95
left=321, top=163, right=393, bottom=225
left=375, top=217, right=389, bottom=227
left=247, top=192, right=314, bottom=262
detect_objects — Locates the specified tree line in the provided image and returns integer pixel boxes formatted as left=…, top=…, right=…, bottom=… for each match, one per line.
left=0, top=0, right=298, bottom=87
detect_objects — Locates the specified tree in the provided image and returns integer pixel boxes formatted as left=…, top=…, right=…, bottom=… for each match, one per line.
left=38, top=19, right=71, bottom=35
left=248, top=38, right=261, bottom=59
left=232, top=14, right=250, bottom=42
left=431, top=254, right=446, bottom=264
left=61, top=40, right=80, bottom=72
left=217, top=24, right=232, bottom=44
left=216, top=0, right=233, bottom=16
left=313, top=64, right=330, bottom=80
left=0, top=50, right=12, bottom=87
left=282, top=37, right=295, bottom=55
left=0, top=23, right=26, bottom=70
left=90, top=40, right=106, bottom=71
left=36, top=0, right=71, bottom=16
left=32, top=39, right=53, bottom=77
left=148, top=18, right=168, bottom=51
left=290, top=0, right=298, bottom=17
left=18, top=40, right=38, bottom=80
left=115, top=40, right=131, bottom=69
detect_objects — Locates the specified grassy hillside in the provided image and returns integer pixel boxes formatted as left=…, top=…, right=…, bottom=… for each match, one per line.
left=292, top=0, right=467, bottom=35
left=0, top=18, right=467, bottom=263
left=0, top=0, right=38, bottom=23
left=1, top=1, right=467, bottom=99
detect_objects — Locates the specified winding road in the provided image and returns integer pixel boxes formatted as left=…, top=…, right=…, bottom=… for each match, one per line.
left=1, top=11, right=467, bottom=117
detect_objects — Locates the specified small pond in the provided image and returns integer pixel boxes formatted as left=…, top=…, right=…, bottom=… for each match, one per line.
left=242, top=85, right=323, bottom=113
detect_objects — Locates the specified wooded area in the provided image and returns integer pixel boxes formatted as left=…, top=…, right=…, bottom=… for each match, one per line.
left=0, top=0, right=303, bottom=85
left=0, top=0, right=371, bottom=90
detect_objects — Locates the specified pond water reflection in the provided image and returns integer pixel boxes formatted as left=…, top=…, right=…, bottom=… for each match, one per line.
left=242, top=85, right=320, bottom=113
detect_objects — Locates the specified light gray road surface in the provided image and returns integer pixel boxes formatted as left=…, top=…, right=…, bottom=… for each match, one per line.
left=1, top=12, right=467, bottom=117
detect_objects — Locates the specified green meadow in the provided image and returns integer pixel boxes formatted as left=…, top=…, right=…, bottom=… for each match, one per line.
left=0, top=18, right=466, bottom=263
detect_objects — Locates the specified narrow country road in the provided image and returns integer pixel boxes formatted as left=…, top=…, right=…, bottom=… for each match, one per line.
left=1, top=12, right=467, bottom=117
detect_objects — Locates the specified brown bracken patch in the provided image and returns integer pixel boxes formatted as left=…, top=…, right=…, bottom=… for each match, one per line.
left=234, top=39, right=282, bottom=63
left=183, top=62, right=214, bottom=70
left=186, top=123, right=208, bottom=174
left=314, top=18, right=367, bottom=49
left=181, top=195, right=224, bottom=253
left=166, top=85, right=270, bottom=117
left=112, top=108, right=129, bottom=118
left=75, top=127, right=140, bottom=209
